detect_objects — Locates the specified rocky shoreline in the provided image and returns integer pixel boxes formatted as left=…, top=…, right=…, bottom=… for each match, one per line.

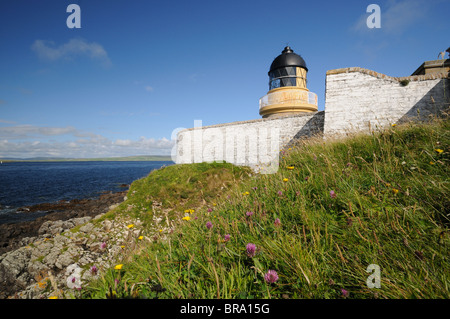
left=0, top=191, right=128, bottom=256
left=0, top=190, right=155, bottom=299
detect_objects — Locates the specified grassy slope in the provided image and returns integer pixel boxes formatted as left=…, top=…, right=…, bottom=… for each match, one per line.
left=84, top=118, right=449, bottom=299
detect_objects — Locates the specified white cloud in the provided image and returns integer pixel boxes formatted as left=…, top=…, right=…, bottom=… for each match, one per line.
left=31, top=38, right=111, bottom=67
left=351, top=0, right=428, bottom=35
left=348, top=0, right=437, bottom=61
left=0, top=125, right=78, bottom=140
left=114, top=139, right=132, bottom=146
left=144, top=86, right=154, bottom=92
left=382, top=0, right=427, bottom=34
left=112, top=136, right=174, bottom=152
left=0, top=119, right=16, bottom=124
left=0, top=124, right=174, bottom=158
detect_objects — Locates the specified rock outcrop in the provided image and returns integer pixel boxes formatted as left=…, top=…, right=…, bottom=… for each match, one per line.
left=0, top=189, right=177, bottom=299
left=0, top=211, right=146, bottom=299
left=0, top=191, right=127, bottom=256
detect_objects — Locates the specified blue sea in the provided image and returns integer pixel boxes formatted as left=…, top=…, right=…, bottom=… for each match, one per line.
left=0, top=161, right=173, bottom=224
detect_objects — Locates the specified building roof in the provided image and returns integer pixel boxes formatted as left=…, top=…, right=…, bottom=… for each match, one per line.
left=269, top=46, right=308, bottom=74
left=411, top=59, right=450, bottom=76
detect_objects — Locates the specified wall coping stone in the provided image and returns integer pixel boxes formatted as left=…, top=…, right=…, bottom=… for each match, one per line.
left=326, top=67, right=449, bottom=82
left=178, top=111, right=324, bottom=133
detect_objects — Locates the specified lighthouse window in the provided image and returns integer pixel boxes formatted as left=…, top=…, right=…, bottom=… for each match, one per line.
left=269, top=70, right=279, bottom=80
left=286, top=67, right=296, bottom=75
left=269, top=77, right=297, bottom=90
left=281, top=77, right=297, bottom=86
left=269, top=67, right=305, bottom=90
left=269, top=67, right=296, bottom=81
left=270, top=78, right=281, bottom=89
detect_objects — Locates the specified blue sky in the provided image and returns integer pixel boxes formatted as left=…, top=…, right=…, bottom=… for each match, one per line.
left=0, top=0, right=448, bottom=158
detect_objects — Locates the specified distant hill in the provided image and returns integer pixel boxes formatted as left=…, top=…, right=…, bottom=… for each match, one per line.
left=0, top=155, right=173, bottom=162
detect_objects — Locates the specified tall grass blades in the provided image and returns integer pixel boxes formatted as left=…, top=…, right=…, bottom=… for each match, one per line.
left=83, top=117, right=449, bottom=299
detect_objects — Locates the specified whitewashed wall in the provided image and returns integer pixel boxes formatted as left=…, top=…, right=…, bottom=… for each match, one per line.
left=323, top=67, right=449, bottom=138
left=173, top=67, right=449, bottom=171
left=173, top=112, right=324, bottom=173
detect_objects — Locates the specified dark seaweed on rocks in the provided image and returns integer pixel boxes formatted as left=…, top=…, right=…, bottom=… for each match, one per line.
left=0, top=191, right=126, bottom=256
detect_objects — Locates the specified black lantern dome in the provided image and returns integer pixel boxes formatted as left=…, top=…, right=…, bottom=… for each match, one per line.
left=268, top=46, right=308, bottom=91
left=269, top=46, right=308, bottom=74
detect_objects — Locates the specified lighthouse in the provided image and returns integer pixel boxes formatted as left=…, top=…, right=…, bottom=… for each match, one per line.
left=259, top=46, right=318, bottom=118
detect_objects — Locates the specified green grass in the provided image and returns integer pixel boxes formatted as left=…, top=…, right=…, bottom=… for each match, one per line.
left=97, top=162, right=252, bottom=227
left=82, top=117, right=449, bottom=299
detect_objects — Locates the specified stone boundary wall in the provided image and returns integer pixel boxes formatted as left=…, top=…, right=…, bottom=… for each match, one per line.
left=174, top=66, right=449, bottom=170
left=326, top=67, right=449, bottom=82
left=323, top=67, right=449, bottom=138
left=174, top=112, right=324, bottom=172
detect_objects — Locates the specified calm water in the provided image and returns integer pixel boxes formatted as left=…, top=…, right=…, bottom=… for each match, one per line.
left=0, top=161, right=173, bottom=224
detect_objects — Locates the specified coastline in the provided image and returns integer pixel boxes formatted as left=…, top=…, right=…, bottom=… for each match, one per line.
left=0, top=185, right=148, bottom=299
left=0, top=156, right=173, bottom=163
left=0, top=190, right=128, bottom=256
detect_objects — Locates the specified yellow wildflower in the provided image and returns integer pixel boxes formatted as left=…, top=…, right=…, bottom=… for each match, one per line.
left=184, top=209, right=194, bottom=214
left=48, top=296, right=58, bottom=299
left=391, top=124, right=397, bottom=127
left=159, top=229, right=163, bottom=233
left=392, top=188, right=399, bottom=194
left=127, top=224, right=134, bottom=229
left=114, top=264, right=123, bottom=270
left=120, top=245, right=125, bottom=249
left=182, top=216, right=191, bottom=221
left=435, top=149, right=444, bottom=154
left=287, top=166, right=294, bottom=170
left=138, top=236, right=144, bottom=240
left=430, top=161, right=435, bottom=165
left=283, top=178, right=289, bottom=182
left=288, top=148, right=292, bottom=151
left=243, top=191, right=250, bottom=196
left=385, top=183, right=391, bottom=187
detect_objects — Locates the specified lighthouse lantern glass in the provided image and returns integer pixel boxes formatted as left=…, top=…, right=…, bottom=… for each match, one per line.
left=269, top=66, right=304, bottom=91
